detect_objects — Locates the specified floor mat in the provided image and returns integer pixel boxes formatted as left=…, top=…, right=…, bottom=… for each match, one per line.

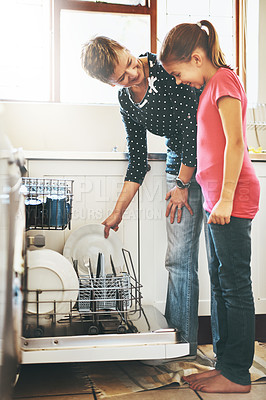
left=77, top=343, right=266, bottom=398
left=80, top=350, right=214, bottom=398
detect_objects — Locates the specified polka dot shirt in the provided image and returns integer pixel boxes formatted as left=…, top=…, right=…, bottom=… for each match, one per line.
left=118, top=52, right=199, bottom=185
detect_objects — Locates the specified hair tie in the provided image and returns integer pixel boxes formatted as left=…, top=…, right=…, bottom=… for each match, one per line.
left=196, top=21, right=202, bottom=28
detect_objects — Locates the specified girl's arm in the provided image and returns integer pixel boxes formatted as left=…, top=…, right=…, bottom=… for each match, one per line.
left=208, top=96, right=245, bottom=225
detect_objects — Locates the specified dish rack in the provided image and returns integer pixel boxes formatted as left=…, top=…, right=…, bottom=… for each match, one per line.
left=247, top=103, right=266, bottom=148
left=22, top=177, right=74, bottom=230
left=23, top=249, right=144, bottom=338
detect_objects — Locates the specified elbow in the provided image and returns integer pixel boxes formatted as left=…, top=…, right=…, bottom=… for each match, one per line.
left=228, top=137, right=245, bottom=154
left=238, top=138, right=245, bottom=154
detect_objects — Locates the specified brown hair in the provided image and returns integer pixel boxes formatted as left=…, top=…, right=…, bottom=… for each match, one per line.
left=159, top=20, right=231, bottom=70
left=81, top=36, right=127, bottom=84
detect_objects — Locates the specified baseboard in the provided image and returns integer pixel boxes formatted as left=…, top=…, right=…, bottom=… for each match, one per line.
left=198, top=314, right=266, bottom=345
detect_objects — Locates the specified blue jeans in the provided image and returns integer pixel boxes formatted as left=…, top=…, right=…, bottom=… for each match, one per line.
left=206, top=212, right=255, bottom=386
left=165, top=174, right=218, bottom=356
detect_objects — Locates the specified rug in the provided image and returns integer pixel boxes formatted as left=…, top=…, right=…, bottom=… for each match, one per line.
left=84, top=342, right=266, bottom=398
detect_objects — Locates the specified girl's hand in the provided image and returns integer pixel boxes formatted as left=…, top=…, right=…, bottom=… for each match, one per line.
left=165, top=186, right=193, bottom=224
left=102, top=211, right=122, bottom=238
left=208, top=199, right=233, bottom=225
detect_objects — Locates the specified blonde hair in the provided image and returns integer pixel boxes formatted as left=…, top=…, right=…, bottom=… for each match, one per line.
left=160, top=20, right=231, bottom=70
left=81, top=36, right=127, bottom=84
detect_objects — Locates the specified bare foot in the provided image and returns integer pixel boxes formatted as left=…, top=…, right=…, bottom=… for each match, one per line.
left=182, top=369, right=220, bottom=383
left=189, top=373, right=251, bottom=393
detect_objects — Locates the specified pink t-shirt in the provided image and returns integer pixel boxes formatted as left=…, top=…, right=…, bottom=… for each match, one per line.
left=196, top=68, right=260, bottom=219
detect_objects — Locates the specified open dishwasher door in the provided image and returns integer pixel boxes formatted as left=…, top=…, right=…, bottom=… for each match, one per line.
left=21, top=243, right=189, bottom=364
left=0, top=133, right=25, bottom=400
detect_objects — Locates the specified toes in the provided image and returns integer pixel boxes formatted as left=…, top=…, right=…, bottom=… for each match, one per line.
left=190, top=381, right=205, bottom=391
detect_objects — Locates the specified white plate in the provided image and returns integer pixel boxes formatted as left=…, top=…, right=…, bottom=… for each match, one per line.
left=63, top=224, right=124, bottom=277
left=27, top=249, right=79, bottom=321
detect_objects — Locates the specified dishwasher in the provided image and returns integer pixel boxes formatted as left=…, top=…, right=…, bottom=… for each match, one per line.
left=20, top=176, right=189, bottom=365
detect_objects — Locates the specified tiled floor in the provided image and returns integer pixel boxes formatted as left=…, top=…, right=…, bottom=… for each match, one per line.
left=13, top=347, right=266, bottom=400
left=13, top=382, right=266, bottom=400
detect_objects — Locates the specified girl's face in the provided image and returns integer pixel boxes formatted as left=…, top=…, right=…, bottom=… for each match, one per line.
left=109, top=50, right=145, bottom=88
left=162, top=58, right=204, bottom=89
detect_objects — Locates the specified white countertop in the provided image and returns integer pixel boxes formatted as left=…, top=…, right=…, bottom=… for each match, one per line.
left=23, top=150, right=266, bottom=162
left=23, top=151, right=167, bottom=161
left=249, top=153, right=266, bottom=161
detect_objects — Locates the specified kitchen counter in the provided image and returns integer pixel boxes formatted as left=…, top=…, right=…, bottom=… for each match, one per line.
left=249, top=153, right=266, bottom=161
left=23, top=151, right=167, bottom=161
left=23, top=151, right=266, bottom=161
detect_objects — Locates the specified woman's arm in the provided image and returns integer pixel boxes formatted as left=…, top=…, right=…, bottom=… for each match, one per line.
left=120, top=108, right=148, bottom=183
left=102, top=181, right=140, bottom=238
left=208, top=96, right=245, bottom=225
left=178, top=85, right=198, bottom=169
left=166, top=85, right=198, bottom=223
left=102, top=108, right=147, bottom=238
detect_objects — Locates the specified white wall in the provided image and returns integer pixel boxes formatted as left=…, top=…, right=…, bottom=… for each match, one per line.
left=0, top=101, right=166, bottom=153
left=0, top=102, right=124, bottom=152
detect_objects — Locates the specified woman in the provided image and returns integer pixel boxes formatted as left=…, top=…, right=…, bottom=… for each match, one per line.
left=81, top=36, right=217, bottom=357
left=160, top=20, right=260, bottom=392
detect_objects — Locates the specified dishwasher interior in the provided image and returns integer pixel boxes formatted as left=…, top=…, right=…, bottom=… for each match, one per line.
left=21, top=177, right=189, bottom=364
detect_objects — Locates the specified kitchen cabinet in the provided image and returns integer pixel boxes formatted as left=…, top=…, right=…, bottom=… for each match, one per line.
left=26, top=154, right=266, bottom=315
left=249, top=161, right=266, bottom=314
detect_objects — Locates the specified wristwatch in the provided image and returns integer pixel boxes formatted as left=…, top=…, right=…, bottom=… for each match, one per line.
left=176, top=177, right=191, bottom=189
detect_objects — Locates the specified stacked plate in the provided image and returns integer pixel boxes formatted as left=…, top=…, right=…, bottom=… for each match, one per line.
left=27, top=249, right=79, bottom=322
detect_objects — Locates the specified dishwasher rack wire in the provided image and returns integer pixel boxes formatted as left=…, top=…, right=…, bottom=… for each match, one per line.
left=22, top=177, right=74, bottom=230
left=23, top=249, right=145, bottom=338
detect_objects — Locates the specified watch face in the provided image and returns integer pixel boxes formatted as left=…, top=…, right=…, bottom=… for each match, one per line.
left=176, top=179, right=185, bottom=189
left=176, top=178, right=190, bottom=189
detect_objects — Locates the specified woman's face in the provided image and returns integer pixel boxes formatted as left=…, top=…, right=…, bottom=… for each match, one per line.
left=109, top=50, right=145, bottom=88
left=162, top=58, right=204, bottom=90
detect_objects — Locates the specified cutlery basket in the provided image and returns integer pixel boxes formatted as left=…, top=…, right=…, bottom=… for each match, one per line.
left=78, top=273, right=132, bottom=312
left=22, top=177, right=74, bottom=230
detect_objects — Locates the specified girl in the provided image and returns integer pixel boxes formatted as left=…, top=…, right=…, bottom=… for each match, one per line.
left=160, top=20, right=260, bottom=393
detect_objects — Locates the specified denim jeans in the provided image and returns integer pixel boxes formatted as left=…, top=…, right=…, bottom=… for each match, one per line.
left=206, top=212, right=255, bottom=386
left=165, top=173, right=218, bottom=356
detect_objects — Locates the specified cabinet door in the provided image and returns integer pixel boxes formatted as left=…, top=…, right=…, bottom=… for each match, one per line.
left=250, top=162, right=266, bottom=314
left=27, top=159, right=139, bottom=273
left=139, top=161, right=168, bottom=311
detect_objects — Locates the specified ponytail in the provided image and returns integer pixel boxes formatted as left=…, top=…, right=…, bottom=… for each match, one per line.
left=200, top=20, right=231, bottom=69
left=160, top=20, right=232, bottom=70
